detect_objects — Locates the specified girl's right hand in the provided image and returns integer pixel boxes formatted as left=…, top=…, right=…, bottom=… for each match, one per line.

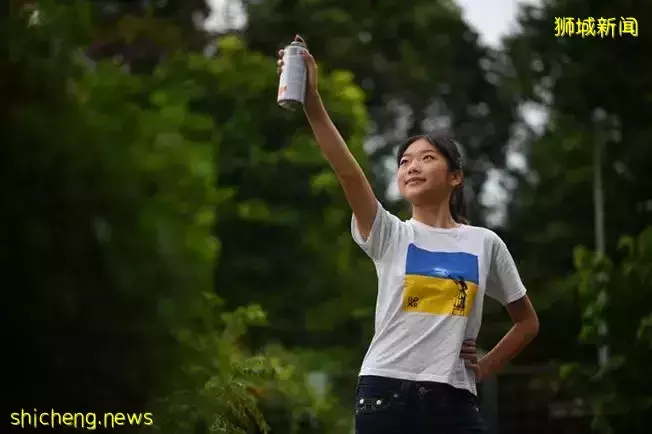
left=277, top=34, right=320, bottom=102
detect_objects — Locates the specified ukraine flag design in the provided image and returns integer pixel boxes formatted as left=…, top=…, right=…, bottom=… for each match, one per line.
left=402, top=244, right=480, bottom=317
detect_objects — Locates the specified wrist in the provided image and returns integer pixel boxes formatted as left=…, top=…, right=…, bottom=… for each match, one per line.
left=478, top=356, right=496, bottom=378
left=306, top=88, right=321, bottom=104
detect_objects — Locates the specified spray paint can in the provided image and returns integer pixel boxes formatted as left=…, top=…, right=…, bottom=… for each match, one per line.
left=277, top=40, right=307, bottom=111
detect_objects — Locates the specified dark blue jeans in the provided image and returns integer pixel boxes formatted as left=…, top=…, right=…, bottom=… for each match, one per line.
left=355, top=375, right=487, bottom=434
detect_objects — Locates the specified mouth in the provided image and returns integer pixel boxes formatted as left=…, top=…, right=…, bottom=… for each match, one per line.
left=405, top=177, right=426, bottom=186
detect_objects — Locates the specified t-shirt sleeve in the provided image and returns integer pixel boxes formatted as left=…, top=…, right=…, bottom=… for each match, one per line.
left=486, top=233, right=527, bottom=306
left=351, top=201, right=401, bottom=262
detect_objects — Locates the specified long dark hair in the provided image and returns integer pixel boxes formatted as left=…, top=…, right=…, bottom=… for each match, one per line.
left=396, top=134, right=469, bottom=225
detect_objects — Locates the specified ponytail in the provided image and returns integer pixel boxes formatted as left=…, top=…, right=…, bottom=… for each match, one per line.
left=449, top=179, right=469, bottom=225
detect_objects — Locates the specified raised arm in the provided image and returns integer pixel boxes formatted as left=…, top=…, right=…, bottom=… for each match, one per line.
left=277, top=35, right=377, bottom=240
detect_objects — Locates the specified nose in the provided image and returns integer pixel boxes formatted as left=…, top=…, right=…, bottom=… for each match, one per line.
left=407, top=159, right=421, bottom=174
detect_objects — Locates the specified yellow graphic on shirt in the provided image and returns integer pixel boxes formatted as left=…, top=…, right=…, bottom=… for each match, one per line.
left=402, top=244, right=479, bottom=317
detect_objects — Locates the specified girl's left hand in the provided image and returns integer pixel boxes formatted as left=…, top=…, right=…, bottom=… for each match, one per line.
left=460, top=339, right=488, bottom=381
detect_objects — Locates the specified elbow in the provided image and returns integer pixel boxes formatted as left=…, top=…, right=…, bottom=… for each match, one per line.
left=509, top=294, right=539, bottom=341
left=524, top=314, right=539, bottom=341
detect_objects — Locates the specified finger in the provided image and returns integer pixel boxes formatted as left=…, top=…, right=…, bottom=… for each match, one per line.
left=277, top=59, right=283, bottom=67
left=295, top=34, right=305, bottom=44
left=461, top=344, right=476, bottom=353
left=465, top=361, right=480, bottom=372
left=460, top=348, right=477, bottom=357
left=462, top=339, right=476, bottom=346
left=278, top=49, right=284, bottom=58
left=460, top=353, right=478, bottom=362
left=301, top=50, right=316, bottom=67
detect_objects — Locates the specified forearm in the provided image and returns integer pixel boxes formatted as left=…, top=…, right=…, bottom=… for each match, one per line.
left=303, top=91, right=364, bottom=180
left=302, top=89, right=378, bottom=238
left=481, top=319, right=538, bottom=376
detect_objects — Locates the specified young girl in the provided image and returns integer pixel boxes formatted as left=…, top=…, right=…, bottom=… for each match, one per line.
left=278, top=35, right=539, bottom=434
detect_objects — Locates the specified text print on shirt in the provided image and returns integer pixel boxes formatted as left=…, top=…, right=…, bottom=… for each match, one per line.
left=402, top=244, right=479, bottom=318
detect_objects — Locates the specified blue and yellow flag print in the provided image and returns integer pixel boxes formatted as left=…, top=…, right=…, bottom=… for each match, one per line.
left=402, top=244, right=479, bottom=317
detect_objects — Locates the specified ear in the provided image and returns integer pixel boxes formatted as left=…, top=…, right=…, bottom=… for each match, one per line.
left=449, top=170, right=463, bottom=188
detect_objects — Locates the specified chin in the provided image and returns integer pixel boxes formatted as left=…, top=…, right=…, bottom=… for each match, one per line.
left=402, top=189, right=431, bottom=206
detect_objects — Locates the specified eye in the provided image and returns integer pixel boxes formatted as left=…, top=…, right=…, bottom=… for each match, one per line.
left=423, top=154, right=435, bottom=161
left=399, top=158, right=408, bottom=166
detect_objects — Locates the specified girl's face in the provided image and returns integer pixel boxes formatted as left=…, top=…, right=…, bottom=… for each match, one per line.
left=397, top=139, right=461, bottom=206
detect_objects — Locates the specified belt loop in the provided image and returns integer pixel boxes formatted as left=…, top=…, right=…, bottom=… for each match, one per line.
left=401, top=378, right=412, bottom=397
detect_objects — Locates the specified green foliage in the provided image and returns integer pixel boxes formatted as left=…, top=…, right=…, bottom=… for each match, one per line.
left=498, top=0, right=652, bottom=364
left=6, top=0, right=222, bottom=415
left=5, top=2, right=361, bottom=433
left=558, top=228, right=652, bottom=433
left=152, top=303, right=270, bottom=434
left=573, top=245, right=611, bottom=343
left=485, top=0, right=652, bottom=430
left=200, top=34, right=376, bottom=362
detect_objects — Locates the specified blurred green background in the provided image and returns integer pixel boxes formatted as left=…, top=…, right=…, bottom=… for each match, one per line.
left=3, top=0, right=650, bottom=433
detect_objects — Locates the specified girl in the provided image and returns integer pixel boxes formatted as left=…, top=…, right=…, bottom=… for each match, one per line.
left=277, top=35, right=539, bottom=434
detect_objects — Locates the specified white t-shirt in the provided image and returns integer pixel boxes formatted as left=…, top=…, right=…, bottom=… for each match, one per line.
left=351, top=202, right=527, bottom=395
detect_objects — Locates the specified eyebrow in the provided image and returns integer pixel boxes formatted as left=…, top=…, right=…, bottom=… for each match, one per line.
left=401, top=149, right=437, bottom=158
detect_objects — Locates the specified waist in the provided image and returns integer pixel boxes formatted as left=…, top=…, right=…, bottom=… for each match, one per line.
left=356, top=374, right=477, bottom=402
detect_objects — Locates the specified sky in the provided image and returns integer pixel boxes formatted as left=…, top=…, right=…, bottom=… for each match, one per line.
left=456, top=0, right=540, bottom=47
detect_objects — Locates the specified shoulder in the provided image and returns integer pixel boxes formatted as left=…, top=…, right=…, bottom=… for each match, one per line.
left=459, top=225, right=508, bottom=254
left=460, top=224, right=501, bottom=242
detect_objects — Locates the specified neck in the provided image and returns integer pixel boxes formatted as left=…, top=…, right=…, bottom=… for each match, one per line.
left=411, top=202, right=459, bottom=229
